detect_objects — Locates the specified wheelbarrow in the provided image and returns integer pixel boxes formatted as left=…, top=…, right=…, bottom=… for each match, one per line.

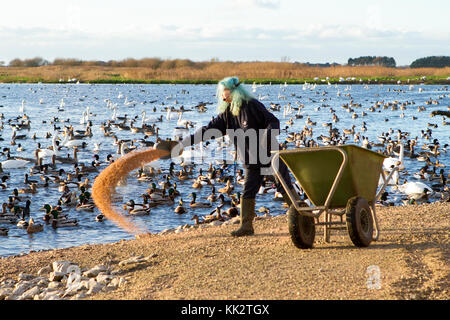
left=271, top=145, right=399, bottom=248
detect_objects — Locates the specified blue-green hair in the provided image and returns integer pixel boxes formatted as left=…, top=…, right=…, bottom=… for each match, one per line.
left=216, top=76, right=254, bottom=116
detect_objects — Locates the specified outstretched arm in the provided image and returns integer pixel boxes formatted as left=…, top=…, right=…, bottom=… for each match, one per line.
left=180, top=113, right=227, bottom=148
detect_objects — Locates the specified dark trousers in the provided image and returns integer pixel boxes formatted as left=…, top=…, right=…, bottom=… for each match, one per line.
left=242, top=160, right=293, bottom=199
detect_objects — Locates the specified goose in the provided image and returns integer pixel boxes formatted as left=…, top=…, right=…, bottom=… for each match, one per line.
left=26, top=218, right=44, bottom=233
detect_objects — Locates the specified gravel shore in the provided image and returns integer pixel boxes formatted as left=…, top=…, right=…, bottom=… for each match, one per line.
left=0, top=202, right=448, bottom=300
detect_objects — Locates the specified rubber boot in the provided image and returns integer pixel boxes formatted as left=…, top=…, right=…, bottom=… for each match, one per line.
left=231, top=197, right=256, bottom=237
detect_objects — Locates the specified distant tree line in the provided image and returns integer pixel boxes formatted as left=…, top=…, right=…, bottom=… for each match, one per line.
left=8, top=57, right=50, bottom=67
left=295, top=62, right=341, bottom=68
left=4, top=57, right=212, bottom=69
left=410, top=56, right=450, bottom=68
left=347, top=56, right=396, bottom=67
left=3, top=56, right=449, bottom=69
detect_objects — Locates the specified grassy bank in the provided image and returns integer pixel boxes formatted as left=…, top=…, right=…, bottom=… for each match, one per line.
left=0, top=65, right=449, bottom=85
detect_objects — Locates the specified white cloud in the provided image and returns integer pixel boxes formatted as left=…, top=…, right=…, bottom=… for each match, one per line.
left=229, top=0, right=280, bottom=9
left=0, top=23, right=448, bottom=65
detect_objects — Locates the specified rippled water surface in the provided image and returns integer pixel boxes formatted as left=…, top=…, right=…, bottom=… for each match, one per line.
left=0, top=83, right=448, bottom=257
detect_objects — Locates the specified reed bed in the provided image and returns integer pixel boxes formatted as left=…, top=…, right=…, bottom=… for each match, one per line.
left=1, top=64, right=449, bottom=83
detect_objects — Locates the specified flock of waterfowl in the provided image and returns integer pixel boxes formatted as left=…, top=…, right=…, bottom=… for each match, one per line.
left=0, top=82, right=448, bottom=253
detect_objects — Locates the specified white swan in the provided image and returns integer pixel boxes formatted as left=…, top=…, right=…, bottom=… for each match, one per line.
left=1, top=159, right=30, bottom=169
left=141, top=111, right=159, bottom=124
left=181, top=142, right=205, bottom=160
left=60, top=130, right=83, bottom=148
left=80, top=111, right=86, bottom=125
left=112, top=106, right=118, bottom=121
left=38, top=135, right=59, bottom=158
left=166, top=109, right=178, bottom=121
left=93, top=143, right=101, bottom=152
left=177, top=113, right=189, bottom=127
left=383, top=143, right=405, bottom=171
left=396, top=181, right=433, bottom=200
left=85, top=106, right=90, bottom=122
left=20, top=100, right=25, bottom=113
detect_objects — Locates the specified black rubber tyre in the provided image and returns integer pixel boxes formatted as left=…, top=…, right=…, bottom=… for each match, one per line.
left=346, top=197, right=373, bottom=247
left=287, top=203, right=315, bottom=249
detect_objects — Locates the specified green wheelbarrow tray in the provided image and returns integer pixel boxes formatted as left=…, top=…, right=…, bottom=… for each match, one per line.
left=271, top=145, right=394, bottom=245
left=275, top=145, right=386, bottom=208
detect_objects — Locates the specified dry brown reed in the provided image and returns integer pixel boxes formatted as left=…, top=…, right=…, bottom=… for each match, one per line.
left=92, top=148, right=168, bottom=236
left=1, top=64, right=448, bottom=82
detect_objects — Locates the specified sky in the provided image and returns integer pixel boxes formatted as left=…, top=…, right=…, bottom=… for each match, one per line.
left=0, top=0, right=449, bottom=66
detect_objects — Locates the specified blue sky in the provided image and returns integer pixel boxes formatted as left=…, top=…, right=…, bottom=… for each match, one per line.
left=0, top=0, right=449, bottom=65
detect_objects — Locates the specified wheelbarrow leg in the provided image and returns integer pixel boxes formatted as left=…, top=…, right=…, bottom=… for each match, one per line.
left=324, top=211, right=331, bottom=243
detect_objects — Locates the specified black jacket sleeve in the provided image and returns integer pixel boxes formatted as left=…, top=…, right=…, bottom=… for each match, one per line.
left=181, top=113, right=227, bottom=147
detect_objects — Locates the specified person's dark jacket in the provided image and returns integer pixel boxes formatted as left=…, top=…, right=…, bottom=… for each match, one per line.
left=182, top=98, right=280, bottom=168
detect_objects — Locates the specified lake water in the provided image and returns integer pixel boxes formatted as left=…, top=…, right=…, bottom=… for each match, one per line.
left=0, top=83, right=448, bottom=257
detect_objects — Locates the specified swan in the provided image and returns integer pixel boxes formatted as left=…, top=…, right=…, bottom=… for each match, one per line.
left=383, top=143, right=405, bottom=171
left=396, top=181, right=433, bottom=200
left=61, top=132, right=85, bottom=148
left=112, top=106, right=118, bottom=121
left=80, top=111, right=86, bottom=125
left=85, top=106, right=91, bottom=122
left=141, top=111, right=159, bottom=124
left=166, top=109, right=177, bottom=121
left=38, top=135, right=59, bottom=158
left=181, top=142, right=205, bottom=159
left=20, top=100, right=25, bottom=113
left=93, top=143, right=101, bottom=152
left=177, top=112, right=189, bottom=127
left=1, top=159, right=30, bottom=169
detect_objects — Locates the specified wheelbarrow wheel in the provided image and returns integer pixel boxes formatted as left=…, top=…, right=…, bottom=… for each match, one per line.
left=287, top=202, right=315, bottom=249
left=346, top=197, right=373, bottom=247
